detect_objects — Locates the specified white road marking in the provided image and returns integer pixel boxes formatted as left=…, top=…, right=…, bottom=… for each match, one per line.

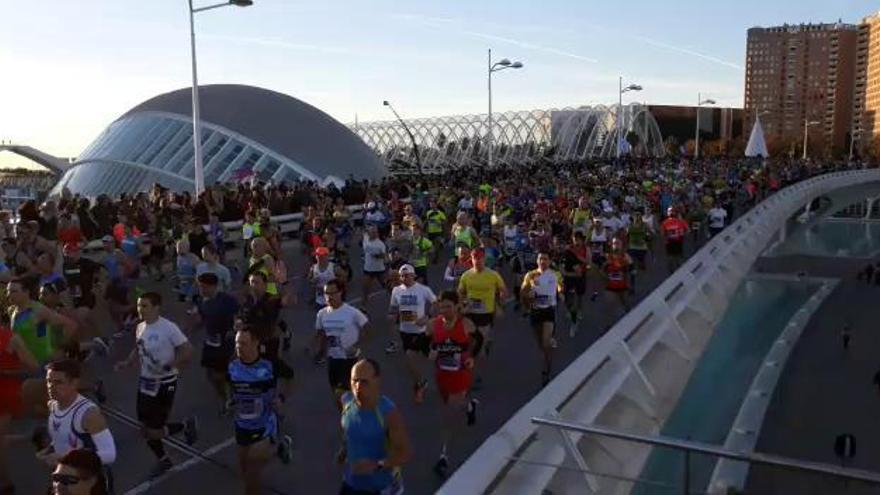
left=122, top=437, right=236, bottom=495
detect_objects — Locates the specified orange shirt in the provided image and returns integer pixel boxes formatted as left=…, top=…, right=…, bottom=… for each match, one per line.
left=661, top=218, right=689, bottom=243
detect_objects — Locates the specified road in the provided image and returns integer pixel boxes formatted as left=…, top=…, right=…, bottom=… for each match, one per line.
left=8, top=235, right=691, bottom=495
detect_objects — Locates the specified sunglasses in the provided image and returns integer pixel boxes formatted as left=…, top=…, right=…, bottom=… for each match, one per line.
left=51, top=473, right=84, bottom=486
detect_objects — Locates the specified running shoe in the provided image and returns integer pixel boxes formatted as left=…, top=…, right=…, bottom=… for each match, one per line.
left=466, top=398, right=479, bottom=426
left=384, top=341, right=400, bottom=354
left=433, top=455, right=449, bottom=477
left=277, top=435, right=293, bottom=464
left=148, top=458, right=173, bottom=479
left=183, top=416, right=199, bottom=446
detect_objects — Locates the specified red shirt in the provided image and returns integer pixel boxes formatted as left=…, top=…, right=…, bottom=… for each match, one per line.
left=58, top=227, right=83, bottom=249
left=661, top=217, right=689, bottom=243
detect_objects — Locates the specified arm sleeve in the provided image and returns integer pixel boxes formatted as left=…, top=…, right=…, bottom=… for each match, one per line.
left=91, top=429, right=117, bottom=465
left=444, top=265, right=455, bottom=282
left=168, top=321, right=189, bottom=347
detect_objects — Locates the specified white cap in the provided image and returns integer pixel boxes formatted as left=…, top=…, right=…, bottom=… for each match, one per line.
left=398, top=264, right=415, bottom=275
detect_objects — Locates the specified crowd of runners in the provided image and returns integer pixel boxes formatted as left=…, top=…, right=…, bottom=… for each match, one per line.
left=0, top=156, right=865, bottom=494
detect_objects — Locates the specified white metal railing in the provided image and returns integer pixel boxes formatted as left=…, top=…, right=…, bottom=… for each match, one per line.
left=439, top=168, right=880, bottom=495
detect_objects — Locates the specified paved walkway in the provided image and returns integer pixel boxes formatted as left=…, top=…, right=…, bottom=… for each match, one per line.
left=746, top=254, right=880, bottom=494
left=8, top=235, right=693, bottom=495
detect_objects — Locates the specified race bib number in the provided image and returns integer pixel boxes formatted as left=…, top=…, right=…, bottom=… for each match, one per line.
left=237, top=398, right=264, bottom=420
left=469, top=298, right=485, bottom=312
left=326, top=335, right=342, bottom=351
left=400, top=310, right=417, bottom=323
left=139, top=377, right=160, bottom=397
left=609, top=271, right=624, bottom=281
left=438, top=352, right=462, bottom=372
left=534, top=294, right=550, bottom=305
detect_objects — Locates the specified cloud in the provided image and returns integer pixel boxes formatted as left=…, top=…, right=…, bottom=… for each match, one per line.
left=392, top=13, right=598, bottom=64
left=631, top=35, right=743, bottom=71
left=200, top=33, right=354, bottom=56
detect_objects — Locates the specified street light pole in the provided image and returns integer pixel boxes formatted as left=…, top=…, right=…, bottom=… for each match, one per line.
left=383, top=100, right=423, bottom=177
left=802, top=119, right=820, bottom=160
left=617, top=77, right=643, bottom=160
left=849, top=128, right=859, bottom=161
left=487, top=49, right=523, bottom=169
left=694, top=93, right=716, bottom=159
left=188, top=0, right=252, bottom=196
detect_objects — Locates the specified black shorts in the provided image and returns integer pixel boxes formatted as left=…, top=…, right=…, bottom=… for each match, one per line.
left=235, top=426, right=272, bottom=447
left=709, top=226, right=723, bottom=237
left=201, top=340, right=233, bottom=372
left=665, top=241, right=684, bottom=257
left=136, top=378, right=177, bottom=429
left=530, top=306, right=556, bottom=326
left=363, top=269, right=385, bottom=281
left=400, top=332, right=430, bottom=356
left=563, top=276, right=586, bottom=296
left=466, top=312, right=494, bottom=328
left=328, top=358, right=358, bottom=392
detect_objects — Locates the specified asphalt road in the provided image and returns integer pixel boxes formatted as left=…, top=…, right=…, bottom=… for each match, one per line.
left=8, top=235, right=692, bottom=495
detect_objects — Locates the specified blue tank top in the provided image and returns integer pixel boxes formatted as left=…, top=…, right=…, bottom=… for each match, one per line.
left=340, top=393, right=399, bottom=491
left=121, top=236, right=139, bottom=258
left=228, top=358, right=278, bottom=435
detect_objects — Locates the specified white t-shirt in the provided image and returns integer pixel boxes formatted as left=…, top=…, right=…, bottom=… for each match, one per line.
left=708, top=207, right=728, bottom=229
left=364, top=210, right=386, bottom=226
left=316, top=303, right=368, bottom=360
left=503, top=225, right=519, bottom=249
left=389, top=283, right=437, bottom=334
left=528, top=269, right=562, bottom=308
left=136, top=316, right=188, bottom=379
left=362, top=236, right=387, bottom=273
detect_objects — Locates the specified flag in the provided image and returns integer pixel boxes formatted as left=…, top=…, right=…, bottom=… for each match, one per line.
left=231, top=164, right=256, bottom=182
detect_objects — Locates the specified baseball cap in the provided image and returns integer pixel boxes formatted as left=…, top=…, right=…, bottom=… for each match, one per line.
left=314, top=246, right=330, bottom=256
left=398, top=264, right=416, bottom=275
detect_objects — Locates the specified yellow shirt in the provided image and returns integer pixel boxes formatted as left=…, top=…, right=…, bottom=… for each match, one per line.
left=458, top=268, right=505, bottom=314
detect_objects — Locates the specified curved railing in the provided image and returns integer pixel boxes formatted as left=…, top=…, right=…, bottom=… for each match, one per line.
left=439, top=168, right=880, bottom=495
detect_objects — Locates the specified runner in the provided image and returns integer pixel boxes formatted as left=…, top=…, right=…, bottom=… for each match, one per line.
left=387, top=264, right=437, bottom=403
left=315, top=280, right=369, bottom=409
left=360, top=225, right=388, bottom=310
left=0, top=322, right=39, bottom=495
left=605, top=238, right=634, bottom=314
left=424, top=199, right=447, bottom=264
left=7, top=278, right=77, bottom=367
left=409, top=223, right=434, bottom=285
left=428, top=290, right=476, bottom=477
left=338, top=358, right=411, bottom=495
left=521, top=252, right=564, bottom=386
left=458, top=247, right=507, bottom=387
left=561, top=232, right=589, bottom=334
left=228, top=326, right=294, bottom=495
left=38, top=359, right=116, bottom=472
left=443, top=244, right=472, bottom=286
left=196, top=244, right=233, bottom=293
left=237, top=272, right=294, bottom=375
left=660, top=206, right=689, bottom=273
left=308, top=246, right=345, bottom=313
left=113, top=292, right=198, bottom=477
left=708, top=201, right=728, bottom=238
left=195, top=272, right=240, bottom=415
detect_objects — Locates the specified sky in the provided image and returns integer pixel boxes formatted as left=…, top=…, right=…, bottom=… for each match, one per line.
left=0, top=0, right=876, bottom=169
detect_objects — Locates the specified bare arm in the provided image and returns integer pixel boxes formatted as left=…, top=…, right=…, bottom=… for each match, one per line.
left=172, top=342, right=194, bottom=370
left=37, top=305, right=77, bottom=339
left=384, top=408, right=412, bottom=468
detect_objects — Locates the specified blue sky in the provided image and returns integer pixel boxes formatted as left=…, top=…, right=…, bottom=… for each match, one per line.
left=0, top=0, right=876, bottom=168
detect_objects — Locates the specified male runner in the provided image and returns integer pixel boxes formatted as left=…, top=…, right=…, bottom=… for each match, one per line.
left=660, top=206, right=689, bottom=273
left=228, top=326, right=294, bottom=494
left=113, top=292, right=198, bottom=477
left=560, top=232, right=589, bottom=333
left=429, top=290, right=477, bottom=477
left=0, top=323, right=38, bottom=494
left=315, top=280, right=369, bottom=409
left=521, top=252, right=564, bottom=386
left=195, top=272, right=239, bottom=414
left=388, top=264, right=436, bottom=403
left=458, top=248, right=507, bottom=387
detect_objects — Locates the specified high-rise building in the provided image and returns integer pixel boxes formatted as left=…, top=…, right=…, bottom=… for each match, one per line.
left=744, top=22, right=858, bottom=156
left=853, top=12, right=880, bottom=156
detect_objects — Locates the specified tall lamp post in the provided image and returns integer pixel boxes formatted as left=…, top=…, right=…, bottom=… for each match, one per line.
left=189, top=0, right=253, bottom=195
left=487, top=49, right=523, bottom=169
left=694, top=93, right=716, bottom=159
left=802, top=119, right=821, bottom=160
left=617, top=77, right=643, bottom=160
left=383, top=100, right=423, bottom=177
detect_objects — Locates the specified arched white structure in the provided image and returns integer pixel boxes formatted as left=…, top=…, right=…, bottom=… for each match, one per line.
left=351, top=104, right=665, bottom=173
